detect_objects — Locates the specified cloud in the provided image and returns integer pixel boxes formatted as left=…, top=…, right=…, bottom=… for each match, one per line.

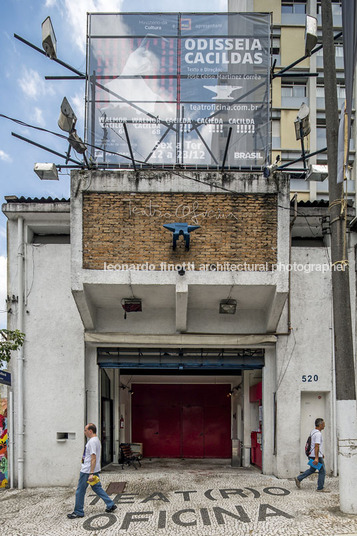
left=0, top=256, right=7, bottom=328
left=32, top=107, right=46, bottom=126
left=18, top=68, right=55, bottom=100
left=0, top=150, right=12, bottom=163
left=71, top=92, right=85, bottom=123
left=63, top=0, right=124, bottom=53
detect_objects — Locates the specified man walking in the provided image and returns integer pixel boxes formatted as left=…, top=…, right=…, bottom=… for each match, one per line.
left=295, top=418, right=330, bottom=492
left=67, top=423, right=117, bottom=518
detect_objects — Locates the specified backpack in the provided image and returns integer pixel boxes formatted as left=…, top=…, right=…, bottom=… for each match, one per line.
left=304, top=430, right=317, bottom=457
left=304, top=435, right=312, bottom=457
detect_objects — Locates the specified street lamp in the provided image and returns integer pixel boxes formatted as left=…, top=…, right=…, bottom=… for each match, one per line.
left=33, top=163, right=59, bottom=180
left=41, top=16, right=57, bottom=59
left=306, top=164, right=328, bottom=182
left=294, top=102, right=311, bottom=172
left=294, top=102, right=311, bottom=140
left=58, top=97, right=77, bottom=133
left=305, top=15, right=318, bottom=56
left=58, top=96, right=88, bottom=159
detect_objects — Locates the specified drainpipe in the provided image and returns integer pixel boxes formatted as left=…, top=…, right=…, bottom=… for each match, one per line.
left=17, top=217, right=24, bottom=489
left=9, top=390, right=14, bottom=488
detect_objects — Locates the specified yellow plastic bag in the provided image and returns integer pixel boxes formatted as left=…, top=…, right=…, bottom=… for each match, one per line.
left=87, top=475, right=100, bottom=486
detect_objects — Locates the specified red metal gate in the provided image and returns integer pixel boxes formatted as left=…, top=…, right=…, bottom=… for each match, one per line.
left=132, top=384, right=231, bottom=458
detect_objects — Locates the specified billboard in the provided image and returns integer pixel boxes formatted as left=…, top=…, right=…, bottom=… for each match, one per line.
left=86, top=13, right=271, bottom=169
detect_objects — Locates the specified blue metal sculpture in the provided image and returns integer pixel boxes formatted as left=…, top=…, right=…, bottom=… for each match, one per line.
left=163, top=222, right=200, bottom=250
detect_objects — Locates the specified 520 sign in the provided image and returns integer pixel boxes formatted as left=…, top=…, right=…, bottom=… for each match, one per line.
left=302, top=375, right=319, bottom=383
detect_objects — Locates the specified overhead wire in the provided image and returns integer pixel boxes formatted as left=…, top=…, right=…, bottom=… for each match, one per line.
left=1, top=112, right=327, bottom=221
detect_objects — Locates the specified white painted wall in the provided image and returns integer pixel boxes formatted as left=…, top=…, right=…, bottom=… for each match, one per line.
left=22, top=242, right=84, bottom=486
left=275, top=246, right=334, bottom=478
left=6, top=214, right=85, bottom=487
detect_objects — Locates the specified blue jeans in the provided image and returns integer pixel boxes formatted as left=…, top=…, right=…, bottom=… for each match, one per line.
left=74, top=471, right=115, bottom=516
left=297, top=457, right=326, bottom=490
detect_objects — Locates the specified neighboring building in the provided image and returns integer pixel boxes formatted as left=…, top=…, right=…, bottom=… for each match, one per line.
left=2, top=3, right=357, bottom=488
left=229, top=0, right=355, bottom=203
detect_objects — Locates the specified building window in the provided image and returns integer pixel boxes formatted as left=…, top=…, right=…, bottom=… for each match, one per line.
left=272, top=119, right=281, bottom=149
left=335, top=45, right=343, bottom=58
left=317, top=127, right=327, bottom=150
left=316, top=86, right=324, bottom=98
left=337, top=85, right=346, bottom=100
left=281, top=1, right=306, bottom=14
left=272, top=36, right=281, bottom=65
left=281, top=82, right=307, bottom=107
left=281, top=83, right=306, bottom=98
left=317, top=1, right=342, bottom=17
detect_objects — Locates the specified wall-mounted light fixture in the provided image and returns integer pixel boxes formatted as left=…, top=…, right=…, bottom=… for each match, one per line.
left=120, top=383, right=134, bottom=395
left=227, top=384, right=241, bottom=397
left=219, top=299, right=237, bottom=314
left=121, top=298, right=142, bottom=319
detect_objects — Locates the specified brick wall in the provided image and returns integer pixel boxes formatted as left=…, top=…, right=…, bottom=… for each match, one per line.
left=82, top=192, right=277, bottom=270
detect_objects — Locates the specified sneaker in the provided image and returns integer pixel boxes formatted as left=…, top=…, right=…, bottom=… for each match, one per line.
left=105, top=504, right=117, bottom=513
left=294, top=477, right=301, bottom=489
left=317, top=488, right=331, bottom=493
left=67, top=512, right=84, bottom=519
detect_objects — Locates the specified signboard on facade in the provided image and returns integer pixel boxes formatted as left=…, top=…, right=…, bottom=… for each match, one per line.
left=0, top=371, right=11, bottom=387
left=86, top=12, right=271, bottom=169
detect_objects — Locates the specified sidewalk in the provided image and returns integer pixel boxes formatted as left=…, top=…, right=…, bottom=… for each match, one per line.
left=1, top=460, right=357, bottom=536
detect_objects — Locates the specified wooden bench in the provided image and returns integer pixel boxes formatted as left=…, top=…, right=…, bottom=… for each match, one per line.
left=119, top=443, right=142, bottom=470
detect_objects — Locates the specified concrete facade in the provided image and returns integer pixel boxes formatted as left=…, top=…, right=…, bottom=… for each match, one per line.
left=2, top=169, right=356, bottom=488
left=2, top=0, right=356, bottom=493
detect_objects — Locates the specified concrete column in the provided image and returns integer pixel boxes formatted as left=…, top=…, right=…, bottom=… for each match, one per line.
left=242, top=370, right=251, bottom=467
left=337, top=400, right=357, bottom=513
left=113, top=369, right=120, bottom=460
left=262, top=347, right=276, bottom=475
left=85, top=345, right=99, bottom=427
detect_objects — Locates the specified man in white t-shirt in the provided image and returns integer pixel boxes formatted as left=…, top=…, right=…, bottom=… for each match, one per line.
left=295, top=418, right=330, bottom=492
left=67, top=423, right=117, bottom=519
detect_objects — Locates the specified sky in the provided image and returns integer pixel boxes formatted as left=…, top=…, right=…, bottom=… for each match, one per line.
left=0, top=0, right=228, bottom=327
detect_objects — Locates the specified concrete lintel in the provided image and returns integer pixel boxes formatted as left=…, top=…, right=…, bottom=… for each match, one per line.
left=81, top=269, right=280, bottom=286
left=72, top=289, right=96, bottom=330
left=176, top=280, right=188, bottom=333
left=265, top=289, right=289, bottom=332
left=84, top=332, right=277, bottom=346
left=2, top=202, right=70, bottom=216
left=72, top=169, right=286, bottom=196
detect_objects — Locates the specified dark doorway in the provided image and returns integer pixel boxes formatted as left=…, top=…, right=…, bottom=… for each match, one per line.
left=132, top=384, right=231, bottom=458
left=101, top=370, right=113, bottom=466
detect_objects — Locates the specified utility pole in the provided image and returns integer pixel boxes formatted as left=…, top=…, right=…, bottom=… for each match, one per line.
left=321, top=0, right=357, bottom=514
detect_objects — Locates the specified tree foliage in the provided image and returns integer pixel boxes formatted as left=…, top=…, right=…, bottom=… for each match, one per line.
left=0, top=329, right=25, bottom=364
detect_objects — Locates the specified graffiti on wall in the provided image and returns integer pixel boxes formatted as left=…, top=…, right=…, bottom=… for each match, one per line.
left=0, top=398, right=8, bottom=488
